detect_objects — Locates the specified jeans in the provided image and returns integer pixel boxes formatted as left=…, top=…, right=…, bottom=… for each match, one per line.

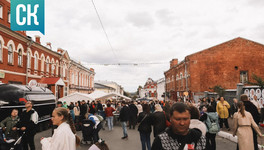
left=107, top=116, right=114, bottom=130
left=140, top=132, right=151, bottom=150
left=121, top=122, right=128, bottom=137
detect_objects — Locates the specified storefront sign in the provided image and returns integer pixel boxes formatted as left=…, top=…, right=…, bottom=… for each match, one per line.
left=0, top=71, right=5, bottom=79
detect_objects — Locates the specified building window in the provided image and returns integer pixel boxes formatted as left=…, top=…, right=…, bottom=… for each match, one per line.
left=18, top=49, right=22, bottom=66
left=51, top=64, right=55, bottom=75
left=71, top=72, right=74, bottom=84
left=41, top=56, right=45, bottom=72
left=0, top=5, right=3, bottom=19
left=46, top=59, right=50, bottom=73
left=75, top=73, right=78, bottom=85
left=8, top=45, right=13, bottom=64
left=56, top=62, right=59, bottom=75
left=34, top=53, right=38, bottom=70
left=8, top=11, right=10, bottom=23
left=0, top=41, right=2, bottom=62
left=27, top=51, right=31, bottom=68
left=240, top=71, right=248, bottom=84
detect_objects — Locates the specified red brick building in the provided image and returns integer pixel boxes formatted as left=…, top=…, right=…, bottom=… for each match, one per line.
left=165, top=37, right=264, bottom=101
left=0, top=0, right=95, bottom=99
left=139, top=78, right=157, bottom=99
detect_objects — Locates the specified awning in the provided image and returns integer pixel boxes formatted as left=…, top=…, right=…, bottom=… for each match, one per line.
left=59, top=92, right=94, bottom=105
left=88, top=91, right=131, bottom=101
left=39, top=77, right=65, bottom=86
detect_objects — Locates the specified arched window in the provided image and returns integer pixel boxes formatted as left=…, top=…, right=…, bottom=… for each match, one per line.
left=34, top=53, right=38, bottom=70
left=8, top=45, right=13, bottom=64
left=41, top=56, right=45, bottom=72
left=27, top=51, right=31, bottom=68
left=0, top=41, right=2, bottom=62
left=18, top=49, right=22, bottom=66
left=71, top=72, right=74, bottom=84
left=46, top=58, right=50, bottom=73
left=56, top=61, right=59, bottom=76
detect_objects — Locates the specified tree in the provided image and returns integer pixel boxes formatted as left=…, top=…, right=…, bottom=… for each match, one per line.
left=124, top=91, right=131, bottom=98
left=137, top=85, right=143, bottom=95
left=248, top=74, right=264, bottom=88
left=212, top=85, right=225, bottom=97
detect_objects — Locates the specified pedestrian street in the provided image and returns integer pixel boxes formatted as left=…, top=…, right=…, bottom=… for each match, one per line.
left=34, top=125, right=237, bottom=150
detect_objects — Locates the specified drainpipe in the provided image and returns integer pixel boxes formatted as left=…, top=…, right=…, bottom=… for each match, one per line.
left=26, top=37, right=33, bottom=85
left=185, top=58, right=188, bottom=91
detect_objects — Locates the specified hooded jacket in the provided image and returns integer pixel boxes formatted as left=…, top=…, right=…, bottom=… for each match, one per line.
left=204, top=112, right=220, bottom=133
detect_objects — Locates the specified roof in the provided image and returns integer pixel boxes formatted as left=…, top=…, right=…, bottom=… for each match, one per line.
left=88, top=91, right=131, bottom=101
left=59, top=92, right=94, bottom=105
left=94, top=83, right=115, bottom=90
left=39, top=77, right=65, bottom=86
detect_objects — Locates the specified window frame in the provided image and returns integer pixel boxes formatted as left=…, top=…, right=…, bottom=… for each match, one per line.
left=240, top=71, right=248, bottom=84
left=0, top=5, right=3, bottom=19
left=18, top=49, right=23, bottom=66
left=34, top=53, right=38, bottom=70
left=0, top=41, right=2, bottom=62
left=8, top=45, right=13, bottom=64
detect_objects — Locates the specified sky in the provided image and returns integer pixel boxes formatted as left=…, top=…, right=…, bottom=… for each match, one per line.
left=28, top=0, right=264, bottom=92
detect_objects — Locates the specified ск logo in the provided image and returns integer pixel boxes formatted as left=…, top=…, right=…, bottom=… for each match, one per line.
left=11, top=0, right=45, bottom=35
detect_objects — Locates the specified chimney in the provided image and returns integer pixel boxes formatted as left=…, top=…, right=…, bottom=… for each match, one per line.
left=35, top=35, right=41, bottom=44
left=46, top=42, right=52, bottom=49
left=170, top=59, right=178, bottom=68
left=57, top=48, right=64, bottom=53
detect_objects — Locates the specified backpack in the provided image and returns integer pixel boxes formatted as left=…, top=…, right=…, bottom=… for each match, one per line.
left=95, top=115, right=104, bottom=122
left=207, top=115, right=219, bottom=134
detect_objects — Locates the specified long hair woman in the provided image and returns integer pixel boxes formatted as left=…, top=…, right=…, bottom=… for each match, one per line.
left=41, top=107, right=80, bottom=150
left=137, top=104, right=152, bottom=150
left=233, top=101, right=262, bottom=150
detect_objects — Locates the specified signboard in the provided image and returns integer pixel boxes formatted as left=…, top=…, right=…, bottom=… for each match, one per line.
left=28, top=79, right=38, bottom=87
left=0, top=71, right=5, bottom=78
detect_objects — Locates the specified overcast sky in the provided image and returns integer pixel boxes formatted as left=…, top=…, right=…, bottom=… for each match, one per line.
left=28, top=0, right=264, bottom=92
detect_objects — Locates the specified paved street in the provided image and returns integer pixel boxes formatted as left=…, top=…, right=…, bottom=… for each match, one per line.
left=34, top=125, right=237, bottom=150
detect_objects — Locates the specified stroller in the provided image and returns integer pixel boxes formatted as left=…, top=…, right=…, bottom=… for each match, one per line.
left=81, top=119, right=95, bottom=144
left=0, top=128, right=24, bottom=150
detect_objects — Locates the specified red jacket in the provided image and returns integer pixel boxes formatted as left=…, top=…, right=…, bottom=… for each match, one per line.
left=105, top=107, right=116, bottom=117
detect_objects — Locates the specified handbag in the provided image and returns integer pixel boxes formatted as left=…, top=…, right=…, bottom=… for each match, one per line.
left=163, top=111, right=171, bottom=127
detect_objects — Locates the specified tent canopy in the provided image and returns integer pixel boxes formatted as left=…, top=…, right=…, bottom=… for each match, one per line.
left=58, top=92, right=94, bottom=105
left=88, top=91, right=131, bottom=101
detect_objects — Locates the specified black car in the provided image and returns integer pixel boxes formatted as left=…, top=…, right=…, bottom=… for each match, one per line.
left=0, top=84, right=56, bottom=131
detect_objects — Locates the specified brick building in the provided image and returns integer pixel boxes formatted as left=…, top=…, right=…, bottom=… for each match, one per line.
left=0, top=0, right=95, bottom=99
left=164, top=37, right=264, bottom=101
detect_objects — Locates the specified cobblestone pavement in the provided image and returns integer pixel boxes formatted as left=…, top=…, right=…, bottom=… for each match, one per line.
left=34, top=124, right=237, bottom=150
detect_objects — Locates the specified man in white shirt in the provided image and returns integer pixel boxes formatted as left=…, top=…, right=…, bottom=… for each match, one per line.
left=251, top=95, right=262, bottom=113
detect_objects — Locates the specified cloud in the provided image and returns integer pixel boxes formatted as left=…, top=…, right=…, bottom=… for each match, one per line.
left=27, top=0, right=264, bottom=92
left=125, top=12, right=155, bottom=28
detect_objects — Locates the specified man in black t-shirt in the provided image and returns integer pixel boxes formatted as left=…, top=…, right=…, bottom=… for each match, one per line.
left=152, top=103, right=206, bottom=150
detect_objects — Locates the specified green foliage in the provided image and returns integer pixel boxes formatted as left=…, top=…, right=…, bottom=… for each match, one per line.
left=124, top=91, right=131, bottom=97
left=248, top=74, right=264, bottom=88
left=212, top=85, right=225, bottom=97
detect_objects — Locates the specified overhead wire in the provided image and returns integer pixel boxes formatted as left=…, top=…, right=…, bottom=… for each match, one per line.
left=81, top=61, right=168, bottom=66
left=91, top=0, right=119, bottom=62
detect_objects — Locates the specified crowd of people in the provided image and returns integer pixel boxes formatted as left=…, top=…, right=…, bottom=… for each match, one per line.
left=0, top=94, right=263, bottom=150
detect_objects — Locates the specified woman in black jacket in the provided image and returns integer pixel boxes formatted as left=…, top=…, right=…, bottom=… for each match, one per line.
left=137, top=104, right=152, bottom=150
left=151, top=104, right=166, bottom=137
